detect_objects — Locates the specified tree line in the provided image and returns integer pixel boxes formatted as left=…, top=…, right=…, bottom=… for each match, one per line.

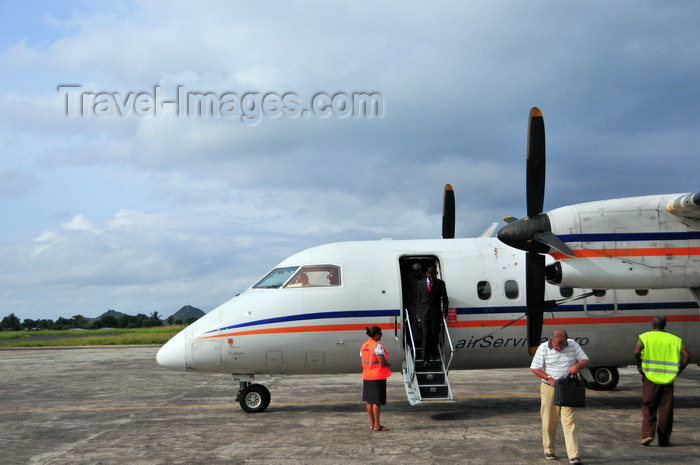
left=0, top=312, right=198, bottom=332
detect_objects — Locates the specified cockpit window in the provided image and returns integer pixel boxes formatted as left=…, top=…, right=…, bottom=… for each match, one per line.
left=253, top=267, right=299, bottom=289
left=284, top=265, right=341, bottom=288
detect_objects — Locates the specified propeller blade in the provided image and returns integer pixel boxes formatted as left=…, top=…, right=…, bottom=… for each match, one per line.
left=498, top=108, right=562, bottom=353
left=442, top=184, right=455, bottom=239
left=533, top=231, right=576, bottom=257
left=526, top=107, right=546, bottom=218
left=526, top=253, right=545, bottom=356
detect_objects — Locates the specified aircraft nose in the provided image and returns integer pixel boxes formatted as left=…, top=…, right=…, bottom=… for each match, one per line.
left=156, top=328, right=188, bottom=372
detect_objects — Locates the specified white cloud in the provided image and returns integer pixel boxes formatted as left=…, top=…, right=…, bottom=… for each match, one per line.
left=62, top=213, right=96, bottom=231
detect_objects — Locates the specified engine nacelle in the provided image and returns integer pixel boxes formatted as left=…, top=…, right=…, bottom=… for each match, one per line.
left=666, top=191, right=700, bottom=219
left=546, top=258, right=700, bottom=289
left=543, top=192, right=700, bottom=290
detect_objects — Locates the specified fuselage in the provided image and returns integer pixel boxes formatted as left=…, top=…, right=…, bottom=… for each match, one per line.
left=156, top=236, right=700, bottom=375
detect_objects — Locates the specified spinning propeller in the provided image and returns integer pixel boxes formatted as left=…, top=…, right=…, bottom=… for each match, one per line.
left=497, top=107, right=574, bottom=355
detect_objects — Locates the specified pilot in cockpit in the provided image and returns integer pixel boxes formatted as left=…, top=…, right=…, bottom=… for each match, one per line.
left=287, top=272, right=310, bottom=287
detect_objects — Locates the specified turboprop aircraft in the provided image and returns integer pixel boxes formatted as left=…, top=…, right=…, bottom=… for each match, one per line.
left=157, top=107, right=700, bottom=413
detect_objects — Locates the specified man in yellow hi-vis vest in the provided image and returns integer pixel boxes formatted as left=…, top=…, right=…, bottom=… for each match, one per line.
left=634, top=316, right=691, bottom=447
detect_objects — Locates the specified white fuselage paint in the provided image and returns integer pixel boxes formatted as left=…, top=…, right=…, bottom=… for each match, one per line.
left=157, top=236, right=700, bottom=376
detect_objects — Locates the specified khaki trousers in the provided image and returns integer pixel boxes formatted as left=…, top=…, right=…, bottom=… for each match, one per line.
left=540, top=383, right=580, bottom=459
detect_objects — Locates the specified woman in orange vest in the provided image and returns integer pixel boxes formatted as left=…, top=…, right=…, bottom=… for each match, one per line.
left=361, top=326, right=392, bottom=431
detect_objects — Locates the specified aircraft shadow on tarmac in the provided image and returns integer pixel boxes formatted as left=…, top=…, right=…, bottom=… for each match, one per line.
left=262, top=396, right=540, bottom=421
left=261, top=390, right=700, bottom=422
left=431, top=392, right=700, bottom=422
left=431, top=397, right=538, bottom=422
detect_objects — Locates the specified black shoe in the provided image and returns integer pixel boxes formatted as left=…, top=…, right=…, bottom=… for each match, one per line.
left=544, top=452, right=556, bottom=460
left=569, top=458, right=583, bottom=465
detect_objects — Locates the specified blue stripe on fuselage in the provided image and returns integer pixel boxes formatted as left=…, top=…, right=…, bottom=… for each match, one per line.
left=205, top=309, right=401, bottom=335
left=558, top=231, right=700, bottom=243
left=203, top=300, right=697, bottom=335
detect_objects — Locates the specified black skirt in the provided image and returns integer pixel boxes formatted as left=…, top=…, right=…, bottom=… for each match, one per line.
left=362, top=379, right=387, bottom=405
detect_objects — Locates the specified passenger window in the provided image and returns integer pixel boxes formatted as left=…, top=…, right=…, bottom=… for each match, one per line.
left=504, top=280, right=519, bottom=299
left=477, top=281, right=491, bottom=300
left=284, top=265, right=341, bottom=288
left=592, top=289, right=606, bottom=297
left=635, top=289, right=649, bottom=296
left=560, top=287, right=574, bottom=298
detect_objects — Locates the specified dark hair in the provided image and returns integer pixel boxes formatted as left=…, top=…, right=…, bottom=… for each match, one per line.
left=653, top=315, right=667, bottom=330
left=366, top=326, right=382, bottom=337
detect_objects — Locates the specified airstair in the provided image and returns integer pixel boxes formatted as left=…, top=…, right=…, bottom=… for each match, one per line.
left=401, top=317, right=455, bottom=405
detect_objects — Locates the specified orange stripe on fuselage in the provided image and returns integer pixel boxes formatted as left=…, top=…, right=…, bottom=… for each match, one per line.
left=199, top=323, right=397, bottom=340
left=196, top=315, right=699, bottom=340
left=551, top=246, right=700, bottom=261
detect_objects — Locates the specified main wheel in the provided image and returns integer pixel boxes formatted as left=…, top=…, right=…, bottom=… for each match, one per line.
left=587, top=366, right=619, bottom=391
left=238, top=384, right=271, bottom=413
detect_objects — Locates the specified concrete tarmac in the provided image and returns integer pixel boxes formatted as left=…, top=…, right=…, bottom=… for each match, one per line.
left=1, top=346, right=698, bottom=465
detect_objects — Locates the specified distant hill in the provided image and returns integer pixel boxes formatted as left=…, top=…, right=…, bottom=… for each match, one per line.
left=98, top=309, right=126, bottom=320
left=93, top=307, right=204, bottom=324
left=169, top=305, right=205, bottom=323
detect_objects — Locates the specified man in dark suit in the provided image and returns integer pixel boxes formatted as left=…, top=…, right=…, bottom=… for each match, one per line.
left=417, top=266, right=449, bottom=364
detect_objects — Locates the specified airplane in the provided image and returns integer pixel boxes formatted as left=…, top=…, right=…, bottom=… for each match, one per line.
left=156, top=107, right=700, bottom=413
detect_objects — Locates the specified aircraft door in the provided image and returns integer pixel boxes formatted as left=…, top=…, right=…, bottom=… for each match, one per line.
left=192, top=336, right=223, bottom=371
left=399, top=255, right=441, bottom=349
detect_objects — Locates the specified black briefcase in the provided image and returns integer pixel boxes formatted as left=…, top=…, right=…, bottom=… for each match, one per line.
left=554, top=374, right=586, bottom=408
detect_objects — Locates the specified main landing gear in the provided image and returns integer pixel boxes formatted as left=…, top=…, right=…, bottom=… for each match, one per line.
left=234, top=375, right=271, bottom=413
left=586, top=366, right=619, bottom=391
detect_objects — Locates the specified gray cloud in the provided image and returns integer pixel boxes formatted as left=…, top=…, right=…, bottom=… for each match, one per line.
left=0, top=169, right=39, bottom=199
left=1, top=1, right=699, bottom=320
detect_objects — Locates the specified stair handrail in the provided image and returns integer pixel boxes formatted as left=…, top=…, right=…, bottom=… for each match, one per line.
left=405, top=315, right=418, bottom=361
left=404, top=315, right=418, bottom=380
left=442, top=315, right=455, bottom=374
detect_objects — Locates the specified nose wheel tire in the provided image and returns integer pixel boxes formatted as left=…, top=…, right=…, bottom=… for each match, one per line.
left=238, top=384, right=271, bottom=413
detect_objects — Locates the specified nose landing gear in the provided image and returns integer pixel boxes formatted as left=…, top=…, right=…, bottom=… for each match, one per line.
left=234, top=375, right=271, bottom=413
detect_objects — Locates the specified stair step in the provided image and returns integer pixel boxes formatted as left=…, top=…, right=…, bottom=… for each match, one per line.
left=417, top=372, right=445, bottom=384
left=419, top=385, right=450, bottom=398
left=415, top=360, right=443, bottom=372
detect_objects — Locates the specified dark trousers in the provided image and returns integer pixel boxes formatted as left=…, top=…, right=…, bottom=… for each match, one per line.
left=641, top=377, right=674, bottom=444
left=419, top=316, right=441, bottom=361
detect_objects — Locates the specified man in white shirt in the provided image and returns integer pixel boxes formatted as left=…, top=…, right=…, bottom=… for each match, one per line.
left=530, top=329, right=589, bottom=465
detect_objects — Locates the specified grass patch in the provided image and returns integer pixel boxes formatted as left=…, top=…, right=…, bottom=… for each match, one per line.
left=0, top=326, right=184, bottom=348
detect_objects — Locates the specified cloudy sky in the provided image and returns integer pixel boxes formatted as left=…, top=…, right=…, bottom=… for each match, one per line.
left=1, top=1, right=699, bottom=321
